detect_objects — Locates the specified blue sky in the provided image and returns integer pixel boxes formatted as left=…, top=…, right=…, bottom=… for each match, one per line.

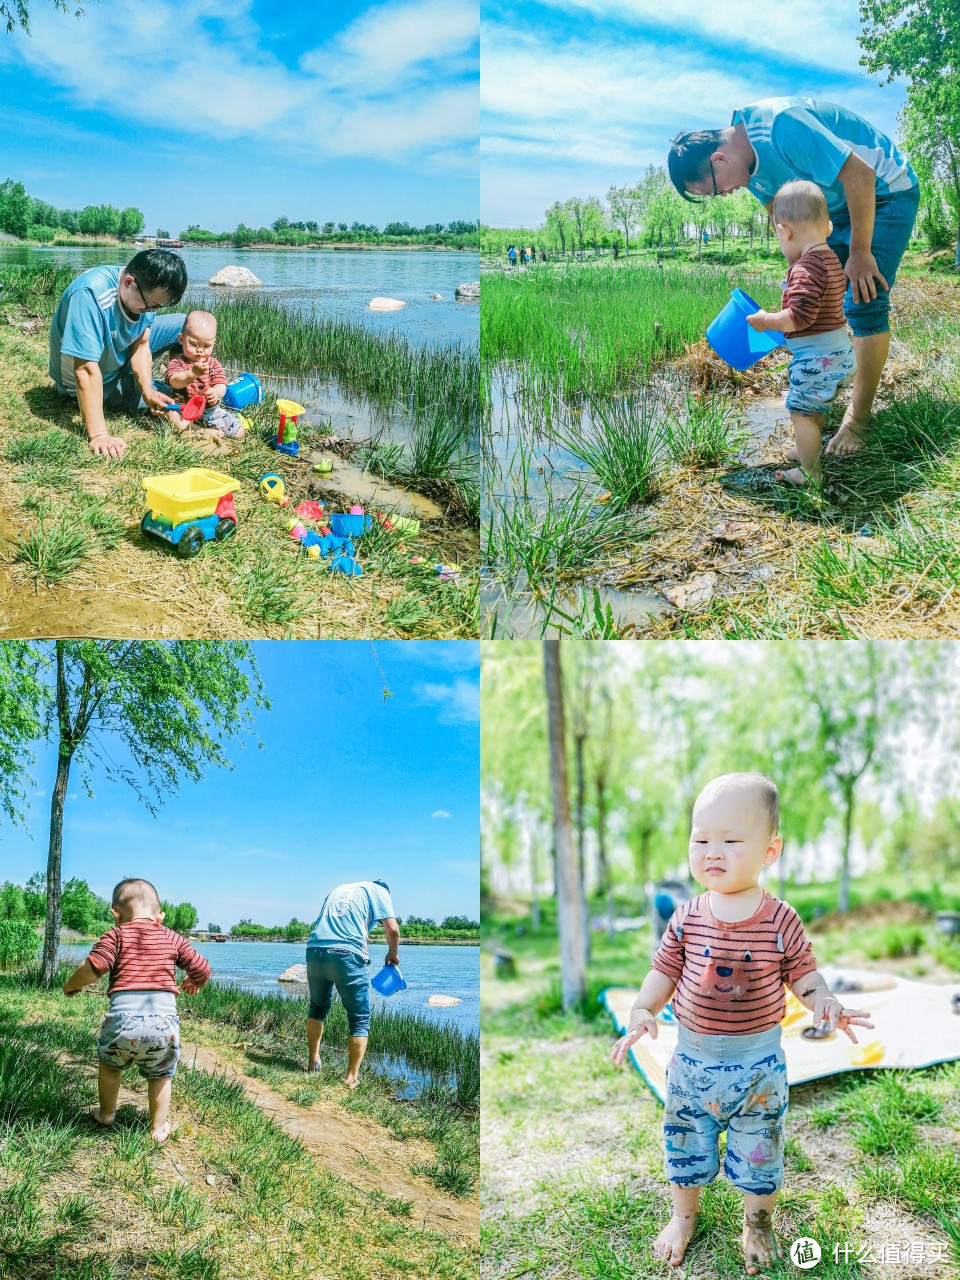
left=1, top=641, right=479, bottom=929
left=0, top=0, right=478, bottom=233
left=481, top=0, right=909, bottom=226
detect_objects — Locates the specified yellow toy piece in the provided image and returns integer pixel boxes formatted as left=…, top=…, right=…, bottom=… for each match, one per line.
left=141, top=468, right=239, bottom=525
left=850, top=1040, right=885, bottom=1067
left=307, top=544, right=321, bottom=560
left=276, top=398, right=306, bottom=416
left=258, top=473, right=286, bottom=505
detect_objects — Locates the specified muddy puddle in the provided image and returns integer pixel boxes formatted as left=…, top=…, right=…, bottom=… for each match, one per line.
left=483, top=365, right=796, bottom=632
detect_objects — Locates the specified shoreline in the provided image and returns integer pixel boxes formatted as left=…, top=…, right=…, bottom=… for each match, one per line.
left=6, top=239, right=480, bottom=254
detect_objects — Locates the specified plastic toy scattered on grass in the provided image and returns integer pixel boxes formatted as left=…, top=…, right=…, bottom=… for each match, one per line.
left=222, top=372, right=263, bottom=410
left=258, top=473, right=287, bottom=505
left=141, top=468, right=240, bottom=558
left=294, top=500, right=325, bottom=521
left=377, top=512, right=420, bottom=537
left=273, top=398, right=305, bottom=457
left=313, top=458, right=333, bottom=474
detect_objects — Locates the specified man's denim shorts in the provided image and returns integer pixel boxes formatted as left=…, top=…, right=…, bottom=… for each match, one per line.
left=828, top=186, right=921, bottom=337
left=306, top=946, right=371, bottom=1036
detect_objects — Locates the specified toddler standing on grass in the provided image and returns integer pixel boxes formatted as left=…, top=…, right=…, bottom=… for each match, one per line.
left=62, top=877, right=211, bottom=1143
left=745, top=181, right=856, bottom=488
left=611, top=773, right=873, bottom=1274
left=164, top=310, right=245, bottom=442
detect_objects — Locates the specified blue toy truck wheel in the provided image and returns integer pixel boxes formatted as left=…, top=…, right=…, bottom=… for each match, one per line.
left=176, top=525, right=205, bottom=559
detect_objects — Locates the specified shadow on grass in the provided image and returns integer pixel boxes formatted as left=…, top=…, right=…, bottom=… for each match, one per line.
left=719, top=393, right=960, bottom=528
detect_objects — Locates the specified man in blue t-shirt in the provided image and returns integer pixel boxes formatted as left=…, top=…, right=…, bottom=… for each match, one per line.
left=668, top=99, right=921, bottom=457
left=48, top=248, right=189, bottom=459
left=305, top=879, right=400, bottom=1087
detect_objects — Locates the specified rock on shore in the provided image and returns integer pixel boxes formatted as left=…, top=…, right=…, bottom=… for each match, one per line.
left=455, top=281, right=479, bottom=301
left=278, top=964, right=308, bottom=984
left=427, top=994, right=461, bottom=1007
left=209, top=265, right=263, bottom=287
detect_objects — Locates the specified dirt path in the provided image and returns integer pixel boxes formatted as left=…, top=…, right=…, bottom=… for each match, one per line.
left=180, top=1040, right=479, bottom=1242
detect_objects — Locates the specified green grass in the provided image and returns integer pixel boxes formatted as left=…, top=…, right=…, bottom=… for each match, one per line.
left=0, top=973, right=477, bottom=1279
left=0, top=264, right=77, bottom=314
left=558, top=394, right=666, bottom=510
left=14, top=519, right=97, bottom=584
left=481, top=260, right=780, bottom=401
left=665, top=392, right=745, bottom=468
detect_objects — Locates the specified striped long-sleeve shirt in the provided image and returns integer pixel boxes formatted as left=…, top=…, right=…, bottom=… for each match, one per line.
left=87, top=919, right=211, bottom=995
left=651, top=890, right=817, bottom=1035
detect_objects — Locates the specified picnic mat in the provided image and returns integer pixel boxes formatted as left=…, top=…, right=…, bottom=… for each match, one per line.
left=601, top=967, right=960, bottom=1104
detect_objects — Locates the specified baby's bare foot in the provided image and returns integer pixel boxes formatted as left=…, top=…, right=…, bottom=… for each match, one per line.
left=653, top=1213, right=698, bottom=1267
left=89, top=1107, right=114, bottom=1127
left=743, top=1211, right=778, bottom=1275
left=151, top=1121, right=171, bottom=1143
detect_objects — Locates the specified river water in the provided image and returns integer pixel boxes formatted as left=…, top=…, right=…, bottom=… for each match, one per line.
left=0, top=245, right=479, bottom=349
left=61, top=940, right=479, bottom=1036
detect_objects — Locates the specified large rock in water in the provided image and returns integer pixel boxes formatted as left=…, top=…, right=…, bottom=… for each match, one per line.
left=209, top=265, right=262, bottom=287
left=455, top=281, right=479, bottom=301
left=278, top=964, right=308, bottom=984
left=427, top=994, right=461, bottom=1007
left=369, top=297, right=405, bottom=311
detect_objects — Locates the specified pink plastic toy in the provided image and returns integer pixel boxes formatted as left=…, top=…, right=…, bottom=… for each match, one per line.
left=289, top=524, right=307, bottom=540
left=349, top=504, right=364, bottom=515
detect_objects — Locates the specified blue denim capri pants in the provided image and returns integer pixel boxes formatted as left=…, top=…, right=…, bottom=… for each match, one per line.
left=306, top=946, right=371, bottom=1036
left=827, top=185, right=921, bottom=337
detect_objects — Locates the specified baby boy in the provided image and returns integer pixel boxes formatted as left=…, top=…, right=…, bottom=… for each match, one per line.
left=164, top=310, right=245, bottom=440
left=745, top=181, right=856, bottom=488
left=63, top=877, right=211, bottom=1142
left=611, top=773, right=872, bottom=1273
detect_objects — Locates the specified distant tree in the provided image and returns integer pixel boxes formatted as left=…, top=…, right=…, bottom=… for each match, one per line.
left=33, top=641, right=265, bottom=985
left=544, top=200, right=572, bottom=257
left=305, top=220, right=318, bottom=232
left=272, top=215, right=290, bottom=232
left=337, top=222, right=348, bottom=232
left=323, top=221, right=336, bottom=234
left=440, top=915, right=478, bottom=930
left=232, top=223, right=256, bottom=248
left=61, top=878, right=111, bottom=934
left=606, top=183, right=643, bottom=254
left=118, top=207, right=144, bottom=238
left=403, top=915, right=437, bottom=928
left=0, top=180, right=32, bottom=238
left=207, top=922, right=222, bottom=933
left=284, top=917, right=310, bottom=941
left=156, top=228, right=170, bottom=239
left=162, top=901, right=198, bottom=935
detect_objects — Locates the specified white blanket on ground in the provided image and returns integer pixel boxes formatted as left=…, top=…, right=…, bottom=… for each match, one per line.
left=601, top=967, right=960, bottom=1104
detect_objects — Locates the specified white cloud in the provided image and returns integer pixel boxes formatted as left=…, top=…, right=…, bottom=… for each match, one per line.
left=418, top=679, right=480, bottom=723
left=432, top=809, right=452, bottom=818
left=1, top=0, right=478, bottom=165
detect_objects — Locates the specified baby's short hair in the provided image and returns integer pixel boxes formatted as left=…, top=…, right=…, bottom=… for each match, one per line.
left=773, top=180, right=828, bottom=227
left=183, top=309, right=217, bottom=335
left=695, top=772, right=780, bottom=834
left=112, top=878, right=161, bottom=916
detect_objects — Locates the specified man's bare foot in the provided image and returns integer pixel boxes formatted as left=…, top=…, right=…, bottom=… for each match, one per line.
left=743, top=1213, right=778, bottom=1275
left=652, top=1212, right=699, bottom=1267
left=775, top=466, right=813, bottom=488
left=151, top=1121, right=171, bottom=1143
left=90, top=1107, right=115, bottom=1127
left=824, top=419, right=867, bottom=457
left=344, top=1074, right=360, bottom=1090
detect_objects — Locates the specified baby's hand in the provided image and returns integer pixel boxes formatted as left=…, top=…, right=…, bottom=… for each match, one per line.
left=746, top=310, right=768, bottom=331
left=610, top=1011, right=658, bottom=1066
left=813, top=992, right=874, bottom=1043
left=191, top=357, right=209, bottom=378
left=179, top=977, right=203, bottom=996
left=204, top=384, right=224, bottom=405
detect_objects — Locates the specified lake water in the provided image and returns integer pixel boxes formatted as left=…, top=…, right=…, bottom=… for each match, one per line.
left=0, top=245, right=479, bottom=349
left=61, top=940, right=479, bottom=1036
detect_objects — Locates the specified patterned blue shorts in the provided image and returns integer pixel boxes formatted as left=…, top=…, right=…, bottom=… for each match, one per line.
left=97, top=1011, right=180, bottom=1079
left=663, top=1024, right=788, bottom=1195
left=784, top=329, right=856, bottom=417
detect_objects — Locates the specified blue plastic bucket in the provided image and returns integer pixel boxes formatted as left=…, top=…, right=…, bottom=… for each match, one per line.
left=222, top=373, right=264, bottom=410
left=706, top=289, right=785, bottom=371
left=371, top=964, right=406, bottom=997
left=330, top=513, right=372, bottom=538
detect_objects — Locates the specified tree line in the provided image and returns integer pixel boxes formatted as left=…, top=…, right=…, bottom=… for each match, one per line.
left=0, top=180, right=144, bottom=242
left=482, top=641, right=960, bottom=1010
left=181, top=216, right=480, bottom=249
left=228, top=914, right=480, bottom=942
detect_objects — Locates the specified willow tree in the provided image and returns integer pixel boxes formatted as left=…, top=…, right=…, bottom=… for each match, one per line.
left=39, top=641, right=265, bottom=985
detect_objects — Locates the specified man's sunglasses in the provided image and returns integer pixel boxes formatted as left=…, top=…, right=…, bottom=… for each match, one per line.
left=129, top=275, right=173, bottom=311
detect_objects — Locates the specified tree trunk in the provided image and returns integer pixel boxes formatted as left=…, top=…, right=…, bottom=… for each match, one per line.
left=41, top=750, right=73, bottom=986
left=639, top=830, right=651, bottom=912
left=596, top=776, right=614, bottom=938
left=574, top=733, right=590, bottom=963
left=838, top=786, right=854, bottom=914
left=529, top=834, right=540, bottom=931
left=543, top=642, right=586, bottom=1011
left=721, top=225, right=725, bottom=262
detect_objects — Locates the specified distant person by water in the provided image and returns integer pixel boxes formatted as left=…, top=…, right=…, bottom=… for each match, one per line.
left=305, top=879, right=400, bottom=1088
left=507, top=245, right=517, bottom=267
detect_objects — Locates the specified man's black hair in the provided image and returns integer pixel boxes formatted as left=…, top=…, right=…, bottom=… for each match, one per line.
left=372, top=879, right=390, bottom=891
left=667, top=129, right=724, bottom=202
left=123, top=248, right=188, bottom=305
